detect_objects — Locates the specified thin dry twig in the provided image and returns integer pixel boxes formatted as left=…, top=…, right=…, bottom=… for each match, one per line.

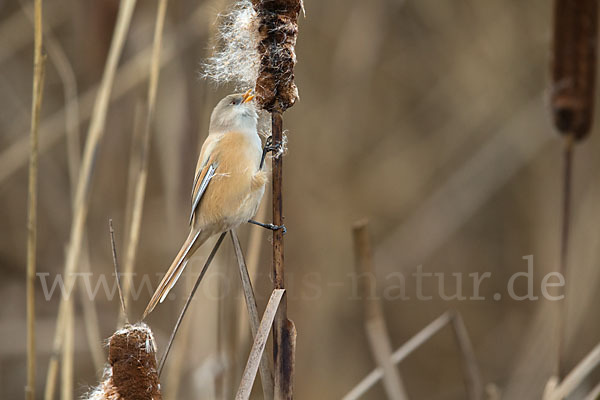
left=231, top=230, right=274, bottom=400
left=109, top=220, right=128, bottom=322
left=352, top=219, right=409, bottom=400
left=157, top=233, right=227, bottom=376
left=120, top=0, right=169, bottom=325
left=44, top=1, right=138, bottom=398
left=26, top=2, right=45, bottom=400
left=451, top=312, right=484, bottom=400
left=236, top=289, right=286, bottom=400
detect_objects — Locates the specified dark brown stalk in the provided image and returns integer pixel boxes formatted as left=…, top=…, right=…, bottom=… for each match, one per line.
left=251, top=0, right=302, bottom=397
left=550, top=0, right=597, bottom=379
left=271, top=111, right=295, bottom=399
left=551, top=0, right=597, bottom=140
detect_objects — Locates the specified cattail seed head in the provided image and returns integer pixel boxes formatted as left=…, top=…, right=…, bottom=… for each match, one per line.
left=202, top=0, right=302, bottom=113
left=252, top=0, right=302, bottom=112
left=85, top=323, right=161, bottom=400
left=551, top=0, right=598, bottom=140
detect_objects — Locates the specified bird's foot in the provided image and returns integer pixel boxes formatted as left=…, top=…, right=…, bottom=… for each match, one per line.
left=260, top=136, right=283, bottom=169
left=248, top=219, right=287, bottom=234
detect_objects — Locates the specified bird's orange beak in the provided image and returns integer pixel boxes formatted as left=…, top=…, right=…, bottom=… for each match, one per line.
left=242, top=89, right=255, bottom=103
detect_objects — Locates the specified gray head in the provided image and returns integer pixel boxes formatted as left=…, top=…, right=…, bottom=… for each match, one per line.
left=209, top=92, right=258, bottom=134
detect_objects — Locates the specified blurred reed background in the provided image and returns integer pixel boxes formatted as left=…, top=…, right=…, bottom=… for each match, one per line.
left=2, top=0, right=600, bottom=398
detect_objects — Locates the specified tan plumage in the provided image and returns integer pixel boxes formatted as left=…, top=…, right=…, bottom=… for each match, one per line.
left=143, top=93, right=267, bottom=319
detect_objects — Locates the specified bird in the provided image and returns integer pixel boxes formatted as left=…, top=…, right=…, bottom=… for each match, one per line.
left=142, top=91, right=271, bottom=319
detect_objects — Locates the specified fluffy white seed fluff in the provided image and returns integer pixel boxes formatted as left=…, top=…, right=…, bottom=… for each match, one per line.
left=202, top=0, right=260, bottom=90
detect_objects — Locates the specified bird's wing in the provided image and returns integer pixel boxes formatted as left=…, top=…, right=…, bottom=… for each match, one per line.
left=190, top=162, right=216, bottom=224
left=189, top=135, right=222, bottom=224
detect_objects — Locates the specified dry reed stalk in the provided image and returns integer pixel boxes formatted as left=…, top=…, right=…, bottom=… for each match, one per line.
left=122, top=100, right=145, bottom=244
left=21, top=0, right=107, bottom=378
left=550, top=0, right=598, bottom=379
left=26, top=0, right=45, bottom=398
left=60, top=298, right=73, bottom=400
left=352, top=219, right=409, bottom=400
left=342, top=312, right=452, bottom=400
left=44, top=1, right=138, bottom=398
left=0, top=0, right=64, bottom=65
left=544, top=341, right=600, bottom=400
left=119, top=0, right=169, bottom=325
left=236, top=289, right=285, bottom=400
left=0, top=1, right=212, bottom=189
left=450, top=312, right=483, bottom=400
left=231, top=230, right=274, bottom=399
left=344, top=311, right=482, bottom=400
left=19, top=0, right=81, bottom=194
left=236, top=198, right=269, bottom=371
left=157, top=233, right=227, bottom=376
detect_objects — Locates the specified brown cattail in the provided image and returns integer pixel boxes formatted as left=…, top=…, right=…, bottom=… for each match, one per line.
left=86, top=323, right=161, bottom=400
left=551, top=0, right=598, bottom=140
left=251, top=0, right=302, bottom=112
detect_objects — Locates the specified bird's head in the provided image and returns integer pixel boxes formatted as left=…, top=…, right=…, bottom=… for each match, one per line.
left=209, top=91, right=258, bottom=134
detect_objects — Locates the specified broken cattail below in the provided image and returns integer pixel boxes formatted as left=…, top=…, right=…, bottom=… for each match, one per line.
left=551, top=0, right=598, bottom=140
left=202, top=0, right=302, bottom=112
left=85, top=323, right=161, bottom=400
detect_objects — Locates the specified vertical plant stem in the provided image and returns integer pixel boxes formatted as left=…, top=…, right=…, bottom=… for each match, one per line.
left=271, top=111, right=293, bottom=399
left=558, top=133, right=574, bottom=378
left=26, top=0, right=44, bottom=398
left=60, top=299, right=73, bottom=400
left=451, top=312, right=483, bottom=400
left=120, top=0, right=168, bottom=325
left=44, top=1, right=138, bottom=398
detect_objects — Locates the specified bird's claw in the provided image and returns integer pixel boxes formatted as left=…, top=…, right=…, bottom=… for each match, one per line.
left=248, top=219, right=287, bottom=234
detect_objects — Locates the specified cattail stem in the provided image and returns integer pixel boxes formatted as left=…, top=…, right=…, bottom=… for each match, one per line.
left=558, top=133, right=574, bottom=379
left=270, top=110, right=294, bottom=399
left=26, top=0, right=45, bottom=398
left=551, top=0, right=597, bottom=379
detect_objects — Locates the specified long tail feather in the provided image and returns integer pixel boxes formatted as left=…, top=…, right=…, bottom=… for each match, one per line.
left=142, top=229, right=203, bottom=319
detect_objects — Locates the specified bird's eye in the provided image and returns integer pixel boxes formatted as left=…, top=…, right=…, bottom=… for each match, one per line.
left=231, top=98, right=240, bottom=106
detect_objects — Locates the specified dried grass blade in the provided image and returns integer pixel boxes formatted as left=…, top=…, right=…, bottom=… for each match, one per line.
left=230, top=230, right=274, bottom=400
left=236, top=289, right=285, bottom=400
